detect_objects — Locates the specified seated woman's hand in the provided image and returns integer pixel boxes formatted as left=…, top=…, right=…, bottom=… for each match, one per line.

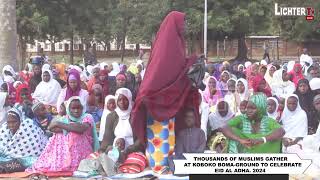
left=249, top=138, right=264, bottom=146
left=48, top=121, right=60, bottom=130
left=238, top=139, right=252, bottom=148
left=282, top=138, right=292, bottom=147
left=50, top=127, right=63, bottom=133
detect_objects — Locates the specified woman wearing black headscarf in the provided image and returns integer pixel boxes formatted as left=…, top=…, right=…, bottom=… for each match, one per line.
left=294, top=79, right=317, bottom=134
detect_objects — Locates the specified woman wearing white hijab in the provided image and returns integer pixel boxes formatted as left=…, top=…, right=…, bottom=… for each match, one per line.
left=264, top=64, right=276, bottom=85
left=287, top=60, right=296, bottom=72
left=281, top=94, right=308, bottom=153
left=2, top=65, right=16, bottom=83
left=208, top=101, right=234, bottom=132
left=235, top=78, right=250, bottom=102
left=99, top=95, right=116, bottom=141
left=271, top=69, right=295, bottom=99
left=267, top=97, right=279, bottom=120
left=100, top=88, right=134, bottom=151
left=33, top=69, right=62, bottom=107
left=109, top=62, right=121, bottom=77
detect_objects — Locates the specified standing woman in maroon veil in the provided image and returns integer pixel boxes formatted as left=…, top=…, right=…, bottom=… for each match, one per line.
left=128, top=11, right=201, bottom=173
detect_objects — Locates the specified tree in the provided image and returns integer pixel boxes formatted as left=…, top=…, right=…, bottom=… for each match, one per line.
left=276, top=0, right=320, bottom=42
left=207, top=0, right=273, bottom=62
left=17, top=0, right=49, bottom=69
left=0, top=0, right=18, bottom=71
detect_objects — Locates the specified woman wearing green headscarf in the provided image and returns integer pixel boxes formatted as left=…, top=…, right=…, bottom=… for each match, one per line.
left=221, top=93, right=285, bottom=153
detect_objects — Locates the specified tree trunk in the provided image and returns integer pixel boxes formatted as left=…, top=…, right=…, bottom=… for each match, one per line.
left=17, top=35, right=27, bottom=70
left=0, top=0, right=17, bottom=71
left=120, top=18, right=128, bottom=63
left=135, top=43, right=140, bottom=56
left=70, top=30, right=74, bottom=64
left=234, top=34, right=248, bottom=63
left=51, top=41, right=55, bottom=53
left=106, top=41, right=111, bottom=51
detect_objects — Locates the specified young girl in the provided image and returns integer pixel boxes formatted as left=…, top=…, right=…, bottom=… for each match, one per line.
left=281, top=94, right=308, bottom=153
left=203, top=76, right=222, bottom=110
left=218, top=71, right=231, bottom=97
left=99, top=95, right=116, bottom=141
left=224, top=79, right=240, bottom=114
left=267, top=97, right=280, bottom=121
left=236, top=100, right=248, bottom=116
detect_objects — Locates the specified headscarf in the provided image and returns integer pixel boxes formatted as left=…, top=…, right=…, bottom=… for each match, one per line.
left=252, top=75, right=272, bottom=97
left=100, top=62, right=108, bottom=70
left=0, top=107, right=48, bottom=159
left=236, top=78, right=250, bottom=102
left=114, top=88, right=134, bottom=147
left=131, top=11, right=201, bottom=144
left=244, top=61, right=252, bottom=69
left=203, top=76, right=222, bottom=107
left=115, top=88, right=133, bottom=121
left=99, top=95, right=116, bottom=141
left=109, top=62, right=120, bottom=76
left=245, top=64, right=258, bottom=89
left=264, top=64, right=276, bottom=85
left=209, top=101, right=234, bottom=131
left=127, top=63, right=139, bottom=75
left=29, top=64, right=43, bottom=93
left=65, top=69, right=82, bottom=100
left=287, top=61, right=295, bottom=73
left=288, top=63, right=305, bottom=86
left=310, top=78, right=320, bottom=91
left=2, top=65, right=16, bottom=83
left=15, top=83, right=32, bottom=104
left=63, top=96, right=99, bottom=151
left=32, top=69, right=62, bottom=106
left=260, top=60, right=267, bottom=66
left=120, top=64, right=127, bottom=73
left=248, top=93, right=268, bottom=119
left=41, top=64, right=51, bottom=72
left=55, top=63, right=67, bottom=81
left=281, top=94, right=308, bottom=138
left=267, top=97, right=279, bottom=120
left=272, top=69, right=294, bottom=87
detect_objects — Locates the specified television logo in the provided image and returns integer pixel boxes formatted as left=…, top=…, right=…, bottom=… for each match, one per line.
left=274, top=3, right=315, bottom=21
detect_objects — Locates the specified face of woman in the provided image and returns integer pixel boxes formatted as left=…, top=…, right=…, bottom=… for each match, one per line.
left=221, top=72, right=230, bottom=82
left=117, top=94, right=129, bottom=111
left=69, top=79, right=78, bottom=90
left=314, top=98, right=320, bottom=112
left=269, top=66, right=276, bottom=76
left=237, top=81, right=245, bottom=94
left=260, top=67, right=267, bottom=76
left=252, top=64, right=259, bottom=75
left=69, top=100, right=83, bottom=118
left=239, top=66, right=244, bottom=72
left=43, top=72, right=50, bottom=82
left=227, top=81, right=236, bottom=93
left=92, top=68, right=100, bottom=78
left=137, top=65, right=142, bottom=73
left=208, top=78, right=216, bottom=92
left=93, top=89, right=102, bottom=103
left=135, top=74, right=142, bottom=83
left=218, top=102, right=228, bottom=117
left=246, top=101, right=258, bottom=120
left=34, top=104, right=47, bottom=119
left=33, top=65, right=41, bottom=75
left=282, top=72, right=290, bottom=82
left=116, top=78, right=126, bottom=88
left=294, top=66, right=301, bottom=73
left=287, top=96, right=298, bottom=112
left=267, top=99, right=277, bottom=114
left=258, top=79, right=266, bottom=91
left=7, top=114, right=20, bottom=134
left=107, top=99, right=116, bottom=111
left=298, top=82, right=309, bottom=94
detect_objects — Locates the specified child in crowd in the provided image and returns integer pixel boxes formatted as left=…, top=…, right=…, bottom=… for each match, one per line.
left=169, top=108, right=206, bottom=173
left=32, top=101, right=53, bottom=137
left=237, top=100, right=248, bottom=115
left=224, top=79, right=239, bottom=114
left=267, top=97, right=280, bottom=121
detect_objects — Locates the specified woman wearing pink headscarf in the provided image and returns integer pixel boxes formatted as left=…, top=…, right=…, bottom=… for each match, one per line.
left=288, top=63, right=305, bottom=87
left=203, top=76, right=222, bottom=108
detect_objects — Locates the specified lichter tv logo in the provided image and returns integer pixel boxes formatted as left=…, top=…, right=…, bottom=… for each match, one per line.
left=274, top=3, right=315, bottom=21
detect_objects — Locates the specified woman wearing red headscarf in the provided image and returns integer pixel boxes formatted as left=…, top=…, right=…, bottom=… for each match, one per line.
left=252, top=75, right=272, bottom=97
left=87, top=69, right=109, bottom=98
left=128, top=11, right=201, bottom=173
left=288, top=63, right=305, bottom=87
left=15, top=83, right=34, bottom=119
